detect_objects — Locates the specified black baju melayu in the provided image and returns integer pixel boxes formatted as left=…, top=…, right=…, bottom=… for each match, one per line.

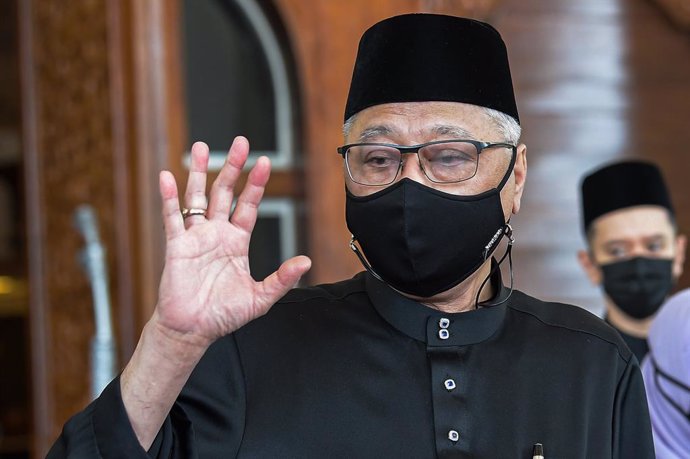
left=48, top=271, right=654, bottom=458
left=605, top=316, right=649, bottom=363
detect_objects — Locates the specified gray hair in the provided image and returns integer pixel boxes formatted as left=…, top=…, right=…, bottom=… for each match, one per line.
left=343, top=114, right=358, bottom=139
left=481, top=107, right=521, bottom=145
left=342, top=106, right=521, bottom=144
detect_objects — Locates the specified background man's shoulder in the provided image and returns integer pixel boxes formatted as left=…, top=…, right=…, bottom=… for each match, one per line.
left=507, top=290, right=634, bottom=362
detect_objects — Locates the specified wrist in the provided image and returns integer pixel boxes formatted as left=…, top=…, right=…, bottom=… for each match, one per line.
left=121, top=317, right=211, bottom=407
left=148, top=311, right=214, bottom=356
left=120, top=317, right=212, bottom=448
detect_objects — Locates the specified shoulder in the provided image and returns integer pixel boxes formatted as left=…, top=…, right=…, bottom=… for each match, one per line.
left=506, top=290, right=633, bottom=363
left=238, top=273, right=372, bottom=335
left=235, top=273, right=380, bottom=352
left=275, top=272, right=369, bottom=307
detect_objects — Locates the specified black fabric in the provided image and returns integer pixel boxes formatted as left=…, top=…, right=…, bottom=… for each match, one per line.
left=344, top=14, right=519, bottom=123
left=606, top=315, right=650, bottom=363
left=601, top=257, right=675, bottom=320
left=346, top=178, right=507, bottom=297
left=48, top=272, right=654, bottom=458
left=46, top=377, right=153, bottom=459
left=580, top=160, right=674, bottom=232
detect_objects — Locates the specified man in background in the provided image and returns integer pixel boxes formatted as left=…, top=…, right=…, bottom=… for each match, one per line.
left=578, top=160, right=686, bottom=362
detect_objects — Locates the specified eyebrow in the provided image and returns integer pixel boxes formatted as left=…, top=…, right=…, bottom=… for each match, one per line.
left=356, top=124, right=475, bottom=142
left=357, top=125, right=396, bottom=142
left=602, top=234, right=669, bottom=248
left=430, top=124, right=475, bottom=139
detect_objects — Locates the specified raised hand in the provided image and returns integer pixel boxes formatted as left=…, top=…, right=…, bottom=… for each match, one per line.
left=154, top=137, right=311, bottom=345
left=120, top=137, right=311, bottom=449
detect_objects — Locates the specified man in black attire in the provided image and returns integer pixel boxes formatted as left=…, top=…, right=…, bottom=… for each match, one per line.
left=578, top=161, right=686, bottom=362
left=48, top=14, right=655, bottom=458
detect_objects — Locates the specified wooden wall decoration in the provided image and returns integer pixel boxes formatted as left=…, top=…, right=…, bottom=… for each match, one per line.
left=19, top=0, right=138, bottom=454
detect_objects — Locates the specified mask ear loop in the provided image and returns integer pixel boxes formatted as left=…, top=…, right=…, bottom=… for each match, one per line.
left=474, top=223, right=515, bottom=309
left=349, top=235, right=384, bottom=283
left=472, top=146, right=518, bottom=308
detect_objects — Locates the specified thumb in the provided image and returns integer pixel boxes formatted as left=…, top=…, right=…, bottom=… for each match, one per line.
left=257, top=255, right=312, bottom=309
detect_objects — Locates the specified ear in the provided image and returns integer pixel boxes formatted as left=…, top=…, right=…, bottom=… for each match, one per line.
left=511, top=143, right=527, bottom=214
left=577, top=249, right=603, bottom=285
left=672, top=233, right=687, bottom=279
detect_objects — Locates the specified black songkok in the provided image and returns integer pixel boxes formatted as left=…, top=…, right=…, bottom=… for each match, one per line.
left=344, top=14, right=519, bottom=123
left=581, top=160, right=674, bottom=232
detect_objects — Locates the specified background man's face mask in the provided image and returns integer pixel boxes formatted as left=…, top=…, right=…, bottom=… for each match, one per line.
left=600, top=257, right=674, bottom=319
left=346, top=152, right=515, bottom=298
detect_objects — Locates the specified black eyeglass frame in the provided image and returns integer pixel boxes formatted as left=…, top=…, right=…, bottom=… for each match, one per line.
left=336, top=139, right=517, bottom=186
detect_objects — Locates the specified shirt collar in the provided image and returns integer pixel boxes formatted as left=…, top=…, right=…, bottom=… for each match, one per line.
left=365, top=262, right=509, bottom=346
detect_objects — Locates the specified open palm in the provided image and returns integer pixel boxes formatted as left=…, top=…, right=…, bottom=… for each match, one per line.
left=154, top=138, right=311, bottom=344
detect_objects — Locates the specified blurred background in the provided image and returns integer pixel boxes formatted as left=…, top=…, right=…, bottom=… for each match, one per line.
left=0, top=0, right=688, bottom=457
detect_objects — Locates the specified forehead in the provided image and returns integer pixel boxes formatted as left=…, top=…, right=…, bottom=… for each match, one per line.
left=590, top=205, right=675, bottom=242
left=347, top=101, right=496, bottom=141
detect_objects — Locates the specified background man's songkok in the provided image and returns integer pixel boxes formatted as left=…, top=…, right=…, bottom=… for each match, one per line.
left=580, top=160, right=675, bottom=233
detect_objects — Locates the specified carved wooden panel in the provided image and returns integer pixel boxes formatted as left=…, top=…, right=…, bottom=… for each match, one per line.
left=20, top=0, right=126, bottom=454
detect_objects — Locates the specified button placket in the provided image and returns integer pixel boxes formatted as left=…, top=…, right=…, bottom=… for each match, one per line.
left=426, top=338, right=467, bottom=457
left=438, top=317, right=450, bottom=340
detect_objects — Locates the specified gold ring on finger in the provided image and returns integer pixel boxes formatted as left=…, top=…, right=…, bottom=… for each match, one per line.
left=181, top=207, right=207, bottom=219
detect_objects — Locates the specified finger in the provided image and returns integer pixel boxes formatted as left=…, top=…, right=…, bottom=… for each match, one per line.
left=207, top=136, right=250, bottom=221
left=256, top=255, right=312, bottom=311
left=183, top=142, right=210, bottom=225
left=159, top=171, right=185, bottom=239
left=230, top=155, right=271, bottom=234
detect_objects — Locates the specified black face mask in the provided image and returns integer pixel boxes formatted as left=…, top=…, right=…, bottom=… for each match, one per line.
left=601, top=257, right=674, bottom=319
left=345, top=158, right=514, bottom=298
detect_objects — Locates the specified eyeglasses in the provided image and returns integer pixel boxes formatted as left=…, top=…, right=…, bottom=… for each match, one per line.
left=337, top=139, right=516, bottom=186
